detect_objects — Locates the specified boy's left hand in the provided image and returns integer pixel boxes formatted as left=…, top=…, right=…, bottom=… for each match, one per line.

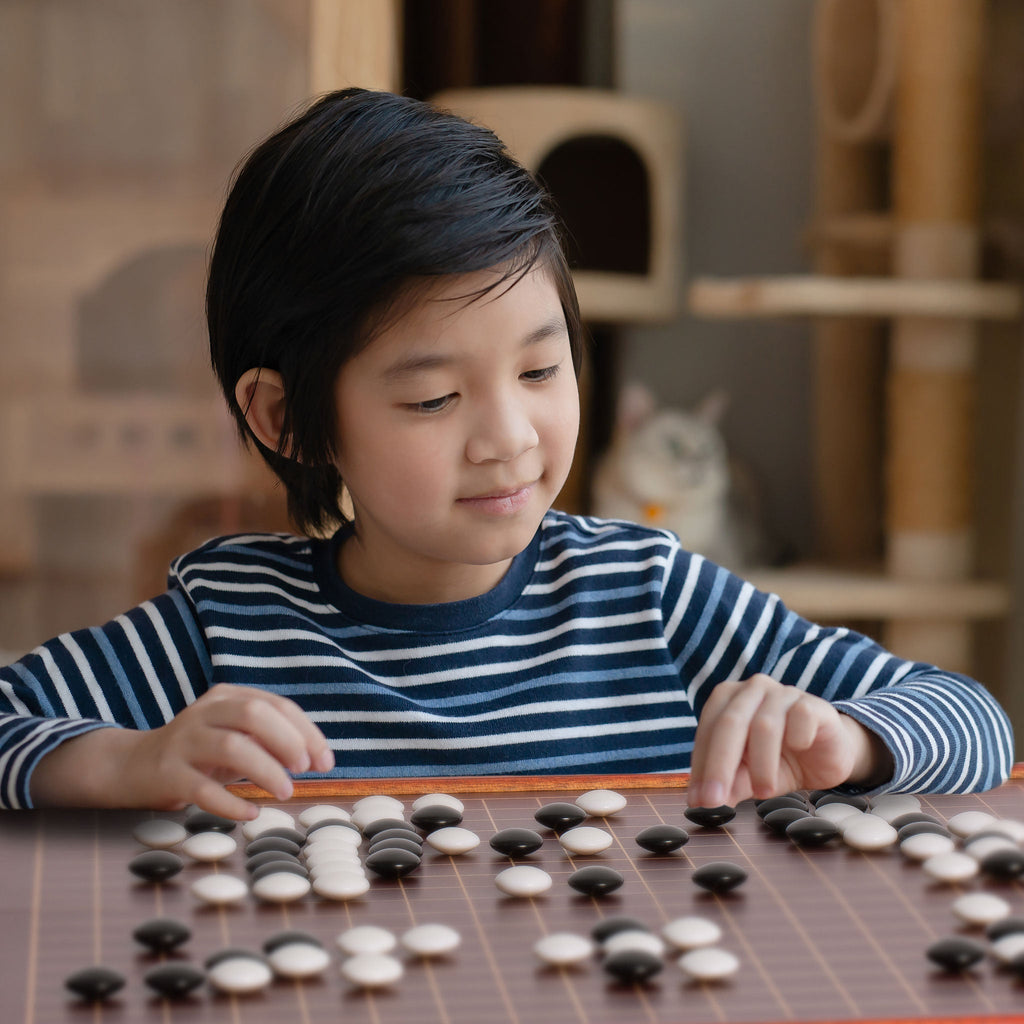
left=687, top=673, right=892, bottom=808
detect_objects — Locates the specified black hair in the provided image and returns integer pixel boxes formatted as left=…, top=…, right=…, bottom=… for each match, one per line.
left=207, top=88, right=582, bottom=535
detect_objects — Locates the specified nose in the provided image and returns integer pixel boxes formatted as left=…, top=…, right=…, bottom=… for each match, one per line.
left=465, top=392, right=539, bottom=464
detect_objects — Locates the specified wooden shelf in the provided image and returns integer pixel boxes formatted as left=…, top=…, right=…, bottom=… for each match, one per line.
left=688, top=275, right=1023, bottom=320
left=745, top=565, right=1010, bottom=621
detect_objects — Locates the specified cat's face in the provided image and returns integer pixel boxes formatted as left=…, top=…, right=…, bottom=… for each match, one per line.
left=620, top=411, right=730, bottom=503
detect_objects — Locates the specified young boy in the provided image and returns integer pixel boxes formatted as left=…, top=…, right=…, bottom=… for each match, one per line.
left=0, top=89, right=1012, bottom=820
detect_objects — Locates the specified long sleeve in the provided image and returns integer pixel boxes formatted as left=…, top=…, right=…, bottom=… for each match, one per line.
left=0, top=587, right=212, bottom=809
left=660, top=541, right=1014, bottom=794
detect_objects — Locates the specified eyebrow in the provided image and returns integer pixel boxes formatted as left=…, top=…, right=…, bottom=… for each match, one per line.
left=379, top=315, right=568, bottom=383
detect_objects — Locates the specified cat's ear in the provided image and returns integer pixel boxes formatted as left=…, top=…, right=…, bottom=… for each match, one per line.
left=693, top=389, right=730, bottom=426
left=617, top=382, right=657, bottom=433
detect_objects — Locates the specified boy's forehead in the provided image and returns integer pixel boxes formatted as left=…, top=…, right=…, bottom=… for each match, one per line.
left=368, top=266, right=564, bottom=357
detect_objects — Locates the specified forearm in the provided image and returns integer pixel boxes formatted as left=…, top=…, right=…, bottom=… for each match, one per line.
left=29, top=726, right=145, bottom=809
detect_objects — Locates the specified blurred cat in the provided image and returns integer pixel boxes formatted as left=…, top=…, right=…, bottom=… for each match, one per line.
left=591, top=383, right=771, bottom=570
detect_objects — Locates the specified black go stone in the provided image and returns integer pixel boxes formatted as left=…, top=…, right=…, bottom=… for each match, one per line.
left=364, top=846, right=421, bottom=879
left=897, top=821, right=952, bottom=841
left=249, top=826, right=305, bottom=847
left=490, top=827, right=544, bottom=857
left=1007, top=952, right=1024, bottom=980
left=128, top=850, right=184, bottom=883
left=786, top=816, right=840, bottom=847
left=204, top=947, right=266, bottom=971
left=635, top=824, right=689, bottom=854
left=143, top=963, right=206, bottom=999
left=890, top=811, right=944, bottom=831
left=410, top=804, right=464, bottom=833
left=755, top=795, right=807, bottom=819
left=815, top=793, right=869, bottom=812
left=591, top=916, right=650, bottom=944
left=132, top=917, right=191, bottom=954
left=987, top=916, right=1024, bottom=942
left=980, top=847, right=1024, bottom=882
left=603, top=950, right=664, bottom=984
left=65, top=966, right=126, bottom=1002
left=184, top=809, right=237, bottom=834
left=246, top=849, right=303, bottom=874
left=692, top=861, right=747, bottom=894
left=368, top=826, right=423, bottom=847
left=305, top=818, right=360, bottom=836
left=534, top=802, right=587, bottom=833
left=926, top=937, right=986, bottom=972
left=250, top=859, right=309, bottom=883
left=567, top=865, right=624, bottom=896
left=762, top=807, right=809, bottom=836
left=263, top=929, right=324, bottom=955
left=362, top=817, right=412, bottom=840
left=368, top=836, right=423, bottom=859
left=246, top=835, right=301, bottom=858
left=684, top=805, right=736, bottom=828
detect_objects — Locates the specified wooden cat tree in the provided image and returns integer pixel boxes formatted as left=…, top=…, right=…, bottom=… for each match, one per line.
left=690, top=0, right=1022, bottom=673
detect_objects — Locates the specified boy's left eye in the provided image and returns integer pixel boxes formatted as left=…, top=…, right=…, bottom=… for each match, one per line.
left=410, top=393, right=456, bottom=414
left=521, top=364, right=561, bottom=383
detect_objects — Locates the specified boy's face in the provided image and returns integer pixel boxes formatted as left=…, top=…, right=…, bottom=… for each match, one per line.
left=333, top=265, right=580, bottom=604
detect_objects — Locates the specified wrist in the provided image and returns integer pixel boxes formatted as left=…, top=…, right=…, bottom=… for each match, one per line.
left=840, top=713, right=893, bottom=789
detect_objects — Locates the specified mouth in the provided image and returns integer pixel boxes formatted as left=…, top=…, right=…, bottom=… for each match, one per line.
left=457, top=481, right=538, bottom=515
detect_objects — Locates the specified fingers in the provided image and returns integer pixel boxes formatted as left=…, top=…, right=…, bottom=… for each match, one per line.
left=689, top=675, right=815, bottom=806
left=200, top=685, right=334, bottom=775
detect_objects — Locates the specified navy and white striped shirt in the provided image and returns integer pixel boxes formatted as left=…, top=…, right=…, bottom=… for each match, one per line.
left=0, top=512, right=1013, bottom=808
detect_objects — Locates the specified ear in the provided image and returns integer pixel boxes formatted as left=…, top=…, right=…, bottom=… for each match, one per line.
left=692, top=389, right=729, bottom=426
left=617, top=382, right=657, bottom=433
left=235, top=368, right=291, bottom=456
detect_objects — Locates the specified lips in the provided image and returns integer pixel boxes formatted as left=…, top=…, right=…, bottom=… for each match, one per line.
left=457, top=481, right=537, bottom=515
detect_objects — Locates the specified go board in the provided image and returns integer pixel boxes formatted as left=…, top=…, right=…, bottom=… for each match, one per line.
left=5, top=771, right=1024, bottom=1024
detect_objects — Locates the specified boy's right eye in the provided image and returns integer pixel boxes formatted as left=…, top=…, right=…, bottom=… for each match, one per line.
left=408, top=394, right=455, bottom=414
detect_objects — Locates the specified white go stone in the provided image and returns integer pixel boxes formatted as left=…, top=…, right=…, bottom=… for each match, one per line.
left=922, top=850, right=979, bottom=883
left=662, top=916, right=722, bottom=950
left=304, top=825, right=362, bottom=848
left=181, top=831, right=237, bottom=863
left=575, top=789, right=627, bottom=816
left=947, top=810, right=998, bottom=838
left=351, top=796, right=405, bottom=830
left=495, top=865, right=553, bottom=897
left=991, top=933, right=1024, bottom=963
left=991, top=818, right=1024, bottom=843
left=558, top=826, right=613, bottom=855
left=815, top=802, right=863, bottom=825
left=304, top=844, right=362, bottom=866
left=412, top=793, right=465, bottom=814
left=312, top=871, right=371, bottom=901
left=963, top=834, right=1019, bottom=862
left=678, top=947, right=740, bottom=981
left=868, top=794, right=921, bottom=823
left=841, top=814, right=898, bottom=851
left=268, top=943, right=332, bottom=979
left=251, top=871, right=312, bottom=903
left=603, top=930, right=666, bottom=958
left=241, top=806, right=296, bottom=841
left=132, top=819, right=187, bottom=849
left=426, top=827, right=481, bottom=855
left=340, top=953, right=404, bottom=988
left=400, top=923, right=461, bottom=957
left=308, top=860, right=365, bottom=882
left=951, top=892, right=1011, bottom=927
left=337, top=925, right=397, bottom=957
left=899, top=832, right=955, bottom=861
left=207, top=956, right=273, bottom=994
left=298, top=804, right=351, bottom=828
left=191, top=873, right=248, bottom=905
left=533, top=932, right=594, bottom=966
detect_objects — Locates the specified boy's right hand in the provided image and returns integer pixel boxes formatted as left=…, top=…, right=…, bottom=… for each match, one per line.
left=30, top=684, right=335, bottom=820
